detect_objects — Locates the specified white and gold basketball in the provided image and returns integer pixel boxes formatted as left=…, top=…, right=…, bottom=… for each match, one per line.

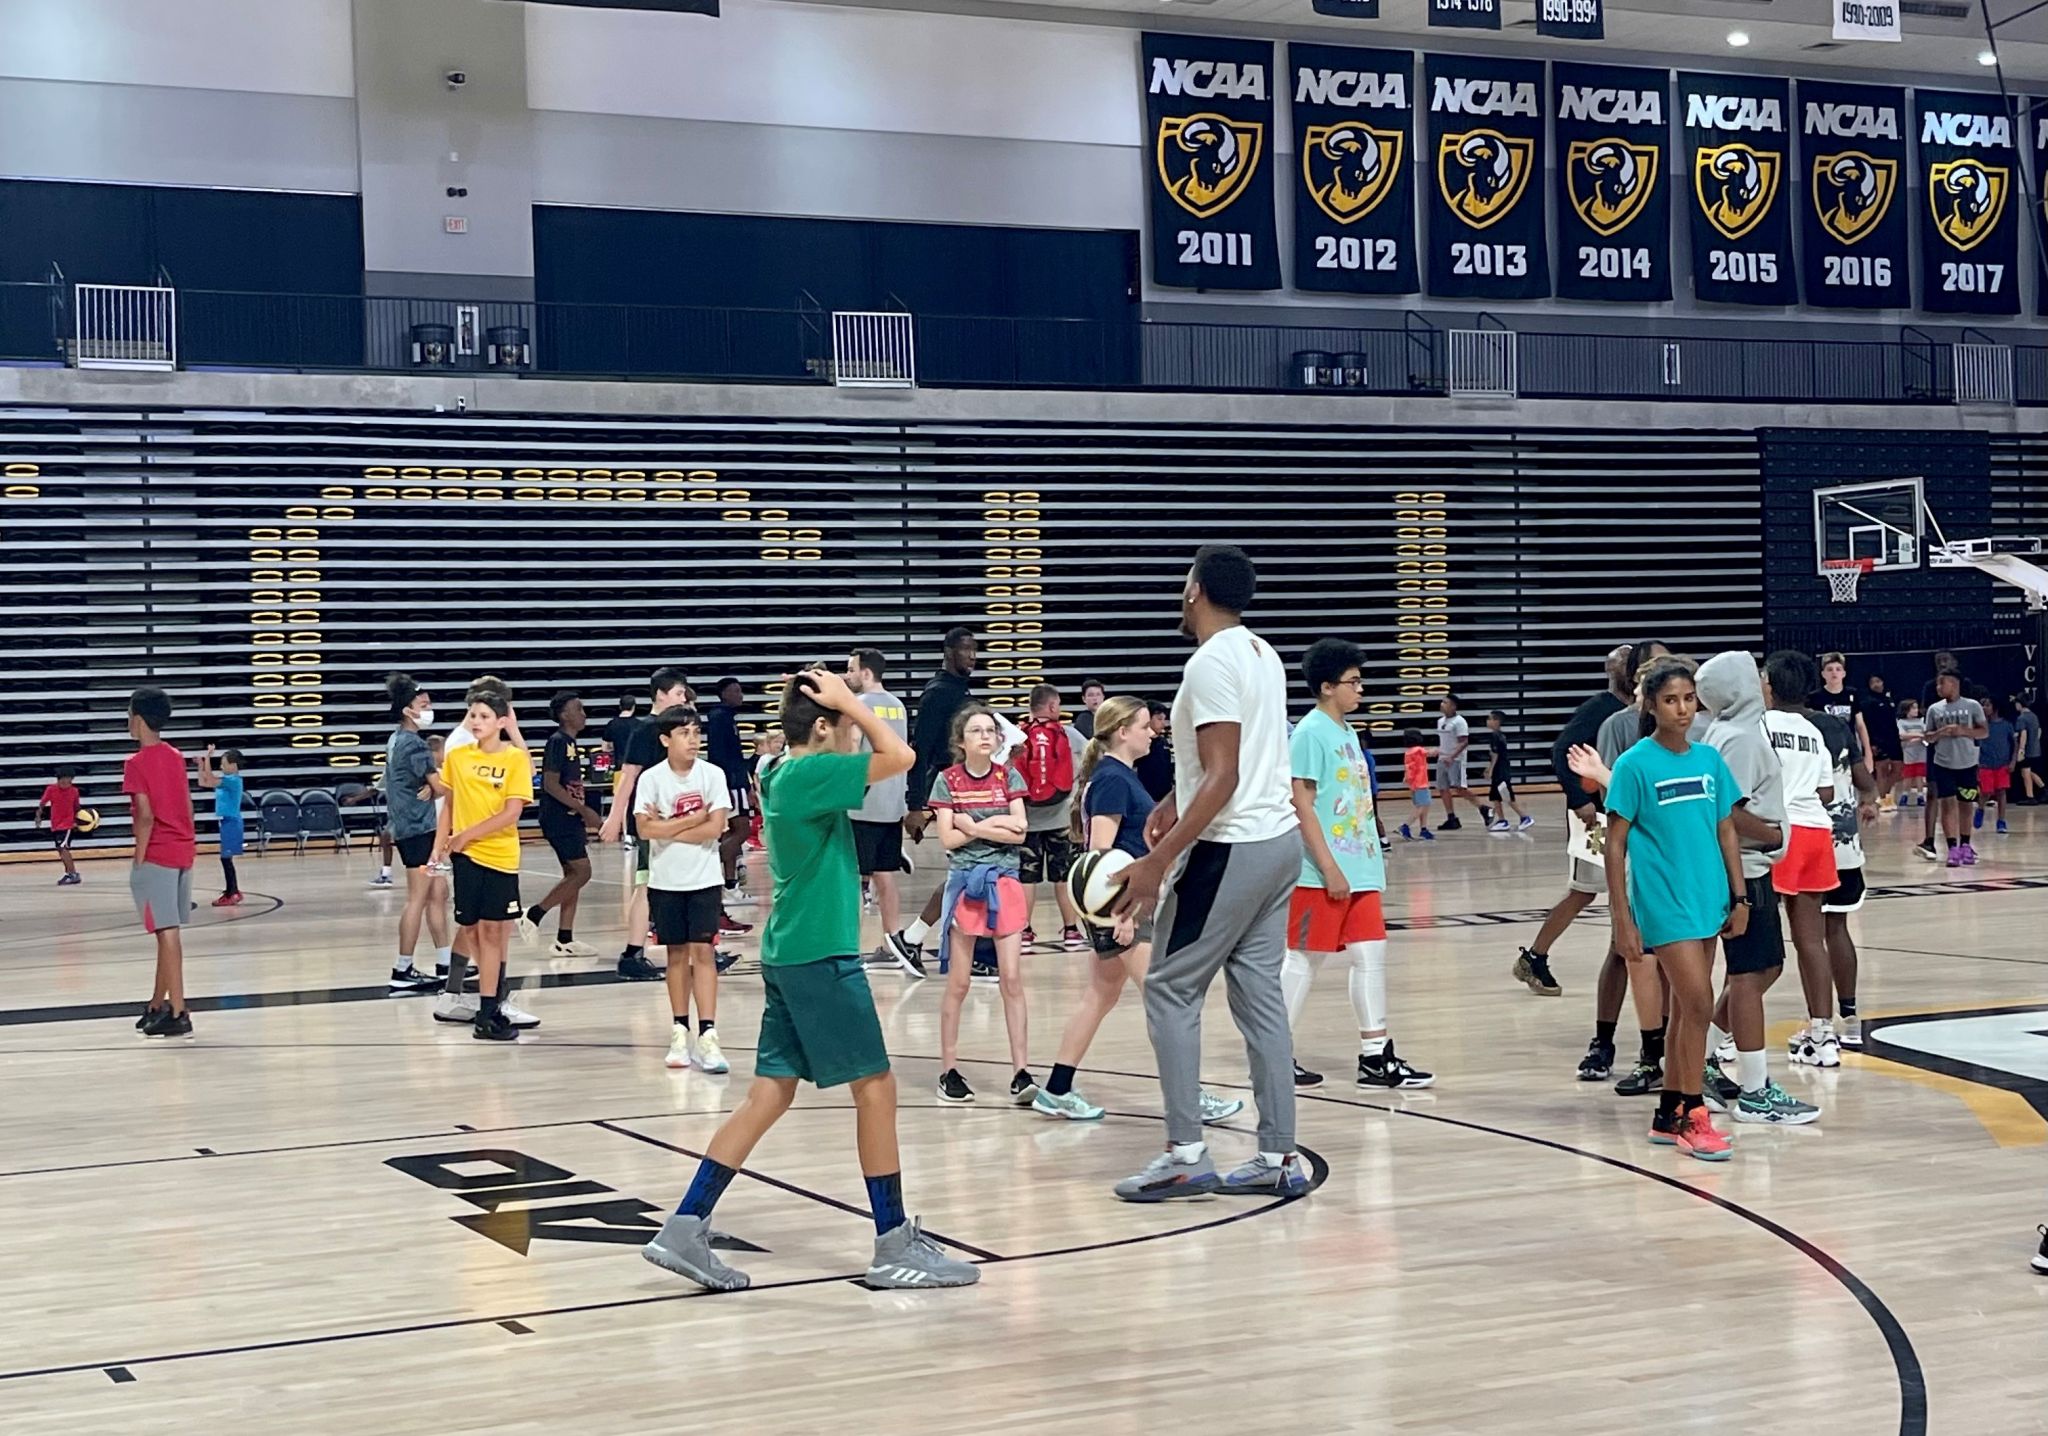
left=1066, top=848, right=1135, bottom=926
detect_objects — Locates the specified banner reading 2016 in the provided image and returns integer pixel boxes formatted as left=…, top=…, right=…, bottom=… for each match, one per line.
left=1142, top=33, right=1281, bottom=290
left=1289, top=44, right=1417, bottom=295
left=1797, top=80, right=1909, bottom=309
left=1552, top=63, right=1670, bottom=302
left=1425, top=53, right=1548, bottom=300
left=1679, top=73, right=1796, bottom=306
left=1915, top=89, right=2020, bottom=315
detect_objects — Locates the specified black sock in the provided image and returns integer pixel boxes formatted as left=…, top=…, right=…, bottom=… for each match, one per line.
left=1656, top=1090, right=1686, bottom=1121
left=1838, top=997, right=1858, bottom=1018
left=623, top=943, right=644, bottom=962
left=674, top=1014, right=690, bottom=1028
left=480, top=993, right=501, bottom=1018
left=1048, top=1063, right=1077, bottom=1097
left=556, top=927, right=571, bottom=943
left=1594, top=1019, right=1617, bottom=1046
left=221, top=856, right=238, bottom=894
left=698, top=1019, right=715, bottom=1036
left=445, top=951, right=471, bottom=995
left=1682, top=1091, right=1704, bottom=1112
left=1641, top=1026, right=1666, bottom=1065
left=526, top=905, right=545, bottom=926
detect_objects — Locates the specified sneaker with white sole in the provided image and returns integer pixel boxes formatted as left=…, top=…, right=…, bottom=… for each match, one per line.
left=1032, top=1088, right=1104, bottom=1121
left=1221, top=1152, right=1311, bottom=1197
left=1812, top=1029, right=1842, bottom=1068
left=1735, top=1081, right=1820, bottom=1125
left=642, top=1212, right=750, bottom=1291
left=1488, top=818, right=1511, bottom=834
left=1518, top=815, right=1536, bottom=831
left=867, top=1218, right=981, bottom=1289
left=499, top=998, right=540, bottom=1030
left=1788, top=1026, right=1816, bottom=1065
left=515, top=913, right=541, bottom=949
left=1113, top=1149, right=1221, bottom=1202
left=1198, top=1090, right=1246, bottom=1124
left=1838, top=1016, right=1864, bottom=1049
left=1714, top=1035, right=1738, bottom=1065
left=366, top=873, right=395, bottom=889
left=388, top=964, right=440, bottom=995
left=937, top=1068, right=975, bottom=1104
left=665, top=1027, right=693, bottom=1069
left=882, top=930, right=927, bottom=979
left=432, top=991, right=479, bottom=1024
left=694, top=1030, right=729, bottom=1074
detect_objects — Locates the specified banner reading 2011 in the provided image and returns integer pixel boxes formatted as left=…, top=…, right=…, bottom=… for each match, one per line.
left=1679, top=72, right=1796, bottom=306
left=1142, top=33, right=1281, bottom=290
left=1915, top=89, right=2020, bottom=315
left=1797, top=79, right=1909, bottom=309
left=1552, top=62, right=1670, bottom=302
left=1425, top=53, right=1548, bottom=300
left=1289, top=44, right=1417, bottom=295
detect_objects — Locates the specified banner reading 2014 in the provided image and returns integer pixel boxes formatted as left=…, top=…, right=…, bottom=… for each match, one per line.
left=1915, top=89, right=2020, bottom=315
left=1142, top=33, right=1281, bottom=290
left=1797, top=79, right=1908, bottom=309
left=1552, top=63, right=1670, bottom=302
left=1425, top=53, right=1548, bottom=300
left=1289, top=44, right=1417, bottom=295
left=1679, top=73, right=1796, bottom=306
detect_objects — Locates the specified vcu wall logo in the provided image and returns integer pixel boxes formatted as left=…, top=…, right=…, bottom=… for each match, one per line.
left=1812, top=151, right=1897, bottom=244
left=1929, top=158, right=2010, bottom=251
left=1566, top=139, right=1657, bottom=236
left=1694, top=143, right=1780, bottom=241
left=1302, top=123, right=1402, bottom=223
left=1157, top=114, right=1263, bottom=218
left=1437, top=129, right=1532, bottom=228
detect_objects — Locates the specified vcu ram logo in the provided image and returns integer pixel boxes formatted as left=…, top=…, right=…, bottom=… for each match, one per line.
left=1694, top=143, right=1781, bottom=242
left=1156, top=114, right=1263, bottom=218
left=1302, top=124, right=1403, bottom=223
left=1436, top=129, right=1533, bottom=228
left=1566, top=139, right=1658, bottom=236
left=1928, top=159, right=2010, bottom=250
left=1811, top=152, right=1897, bottom=244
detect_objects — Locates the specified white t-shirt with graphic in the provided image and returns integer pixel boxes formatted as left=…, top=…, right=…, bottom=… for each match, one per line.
left=1436, top=713, right=1470, bottom=761
left=1171, top=625, right=1298, bottom=844
left=1765, top=710, right=1832, bottom=830
left=633, top=759, right=732, bottom=891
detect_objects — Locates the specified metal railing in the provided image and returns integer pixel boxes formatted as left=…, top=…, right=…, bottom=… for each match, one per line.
left=74, top=283, right=175, bottom=371
left=829, top=310, right=916, bottom=388
left=1449, top=328, right=1517, bottom=398
left=1955, top=340, right=2015, bottom=406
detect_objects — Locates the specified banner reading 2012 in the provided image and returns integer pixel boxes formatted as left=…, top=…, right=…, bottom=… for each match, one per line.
left=1679, top=72, right=1796, bottom=306
left=1142, top=33, right=1281, bottom=291
left=1797, top=79, right=1909, bottom=309
left=1552, top=62, right=1670, bottom=302
left=1915, top=88, right=2020, bottom=315
left=1289, top=43, right=1417, bottom=295
left=1425, top=53, right=1548, bottom=300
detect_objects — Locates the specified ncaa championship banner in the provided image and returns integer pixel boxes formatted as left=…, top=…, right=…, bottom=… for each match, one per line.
left=1679, top=72, right=1796, bottom=306
left=1914, top=89, right=2021, bottom=315
left=1289, top=44, right=1418, bottom=296
left=1428, top=0, right=1500, bottom=28
left=1552, top=63, right=1670, bottom=302
left=1797, top=79, right=1909, bottom=309
left=1425, top=53, right=1548, bottom=300
left=1142, top=33, right=1281, bottom=290
left=2034, top=99, right=2048, bottom=315
left=1538, top=0, right=1604, bottom=41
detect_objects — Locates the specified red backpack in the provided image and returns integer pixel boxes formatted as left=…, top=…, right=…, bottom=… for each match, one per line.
left=1018, top=718, right=1075, bottom=805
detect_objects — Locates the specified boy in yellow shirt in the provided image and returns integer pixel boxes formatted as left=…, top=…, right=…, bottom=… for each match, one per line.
left=433, top=687, right=535, bottom=1042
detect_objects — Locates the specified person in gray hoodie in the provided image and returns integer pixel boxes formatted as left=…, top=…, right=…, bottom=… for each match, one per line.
left=1695, top=651, right=1818, bottom=1127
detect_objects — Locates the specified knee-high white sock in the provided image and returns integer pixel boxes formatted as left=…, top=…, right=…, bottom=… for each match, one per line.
left=1736, top=1048, right=1768, bottom=1094
left=1347, top=940, right=1388, bottom=1039
left=1281, top=949, right=1325, bottom=1028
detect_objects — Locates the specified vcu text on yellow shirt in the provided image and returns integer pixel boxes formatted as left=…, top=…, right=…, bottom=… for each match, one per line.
left=441, top=743, right=533, bottom=873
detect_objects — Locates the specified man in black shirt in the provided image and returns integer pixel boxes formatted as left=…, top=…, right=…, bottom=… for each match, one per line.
left=1861, top=672, right=1902, bottom=809
left=1134, top=702, right=1175, bottom=801
left=883, top=628, right=980, bottom=971
left=599, top=667, right=689, bottom=980
left=704, top=677, right=757, bottom=933
left=528, top=694, right=602, bottom=957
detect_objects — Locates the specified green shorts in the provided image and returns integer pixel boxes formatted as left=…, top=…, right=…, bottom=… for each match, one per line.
left=755, top=956, right=890, bottom=1089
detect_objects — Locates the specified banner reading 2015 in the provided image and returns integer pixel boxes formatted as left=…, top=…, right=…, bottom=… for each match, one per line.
left=1797, top=79, right=1909, bottom=309
left=1142, top=33, right=1281, bottom=290
left=1552, top=62, right=1670, bottom=302
left=1679, top=72, right=1796, bottom=306
left=1425, top=53, right=1548, bottom=300
left=1915, top=89, right=2020, bottom=315
left=1289, top=44, right=1417, bottom=295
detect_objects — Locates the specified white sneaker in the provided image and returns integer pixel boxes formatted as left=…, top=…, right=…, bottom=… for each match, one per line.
left=432, top=991, right=478, bottom=1024
left=665, top=1027, right=693, bottom=1069
left=500, top=998, right=540, bottom=1030
left=1714, top=1036, right=1737, bottom=1065
left=515, top=913, right=541, bottom=949
left=1787, top=1027, right=1814, bottom=1066
left=366, top=873, right=395, bottom=889
left=549, top=940, right=602, bottom=959
left=1813, top=1027, right=1842, bottom=1069
left=694, top=1029, right=730, bottom=1074
left=1488, top=819, right=1511, bottom=833
left=724, top=884, right=756, bottom=908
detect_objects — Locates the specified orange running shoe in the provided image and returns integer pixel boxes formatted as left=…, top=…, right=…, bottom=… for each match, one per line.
left=1675, top=1106, right=1732, bottom=1162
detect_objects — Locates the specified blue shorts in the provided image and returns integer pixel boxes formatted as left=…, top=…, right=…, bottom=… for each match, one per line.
left=1411, top=788, right=1432, bottom=809
left=219, top=816, right=246, bottom=858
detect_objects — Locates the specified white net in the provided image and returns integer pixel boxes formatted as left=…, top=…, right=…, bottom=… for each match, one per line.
left=1823, top=562, right=1867, bottom=604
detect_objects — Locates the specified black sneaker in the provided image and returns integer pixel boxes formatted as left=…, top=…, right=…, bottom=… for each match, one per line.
left=472, top=1008, right=518, bottom=1042
left=937, top=1068, right=975, bottom=1104
left=617, top=952, right=666, bottom=982
left=1614, top=1060, right=1663, bottom=1097
left=1577, top=1039, right=1617, bottom=1082
left=970, top=960, right=1000, bottom=984
left=1439, top=815, right=1463, bottom=831
left=714, top=949, right=738, bottom=974
left=143, top=1009, right=193, bottom=1040
left=137, top=1003, right=164, bottom=1033
left=1702, top=1063, right=1742, bottom=1113
left=1293, top=1060, right=1325, bottom=1088
left=1010, top=1069, right=1040, bottom=1106
left=1512, top=948, right=1563, bottom=996
left=1358, top=1044, right=1435, bottom=1089
left=388, top=964, right=440, bottom=995
left=1913, top=840, right=1939, bottom=863
left=883, top=930, right=928, bottom=979
left=2034, top=1225, right=2048, bottom=1274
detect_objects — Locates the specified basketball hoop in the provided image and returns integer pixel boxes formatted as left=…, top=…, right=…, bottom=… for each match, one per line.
left=1823, top=557, right=1874, bottom=604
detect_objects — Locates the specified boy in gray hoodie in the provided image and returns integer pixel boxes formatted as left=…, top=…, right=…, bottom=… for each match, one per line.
left=1695, top=651, right=1819, bottom=1126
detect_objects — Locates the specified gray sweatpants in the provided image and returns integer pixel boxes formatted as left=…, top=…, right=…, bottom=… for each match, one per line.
left=1143, top=829, right=1301, bottom=1150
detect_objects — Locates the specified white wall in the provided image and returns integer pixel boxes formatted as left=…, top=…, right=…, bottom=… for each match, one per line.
left=0, top=0, right=354, bottom=96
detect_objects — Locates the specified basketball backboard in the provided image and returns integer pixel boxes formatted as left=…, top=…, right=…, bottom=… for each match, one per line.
left=1813, top=477, right=1924, bottom=574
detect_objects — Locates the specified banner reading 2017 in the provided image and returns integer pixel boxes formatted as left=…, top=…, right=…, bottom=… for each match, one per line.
left=1552, top=62, right=1670, bottom=302
left=1289, top=44, right=1417, bottom=296
left=1797, top=79, right=1909, bottom=309
left=1679, top=72, right=1796, bottom=306
left=1425, top=53, right=1548, bottom=300
left=1915, top=88, right=2020, bottom=315
left=1142, top=33, right=1281, bottom=291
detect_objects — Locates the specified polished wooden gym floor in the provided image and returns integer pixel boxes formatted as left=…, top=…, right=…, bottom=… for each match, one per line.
left=5, top=806, right=2046, bottom=1435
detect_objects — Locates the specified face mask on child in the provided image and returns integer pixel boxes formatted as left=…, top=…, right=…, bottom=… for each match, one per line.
left=416, top=708, right=436, bottom=728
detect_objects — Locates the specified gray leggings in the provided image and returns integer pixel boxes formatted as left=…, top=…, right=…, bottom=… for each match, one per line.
left=1143, top=829, right=1302, bottom=1150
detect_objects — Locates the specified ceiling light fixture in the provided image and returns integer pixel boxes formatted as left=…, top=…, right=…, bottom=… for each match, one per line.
left=1978, top=49, right=1999, bottom=66
left=1726, top=29, right=1751, bottom=47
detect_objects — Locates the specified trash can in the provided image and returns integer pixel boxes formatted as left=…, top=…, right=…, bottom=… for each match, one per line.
left=1337, top=352, right=1369, bottom=388
left=409, top=323, right=455, bottom=369
left=1295, top=350, right=1333, bottom=388
left=486, top=325, right=531, bottom=371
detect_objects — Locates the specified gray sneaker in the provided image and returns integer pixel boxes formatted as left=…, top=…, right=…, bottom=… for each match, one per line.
left=867, top=1218, right=981, bottom=1289
left=641, top=1212, right=751, bottom=1291
left=1734, top=1080, right=1821, bottom=1126
left=1113, top=1149, right=1221, bottom=1203
left=1198, top=1090, right=1245, bottom=1124
left=1221, top=1153, right=1311, bottom=1196
left=1032, top=1088, right=1105, bottom=1121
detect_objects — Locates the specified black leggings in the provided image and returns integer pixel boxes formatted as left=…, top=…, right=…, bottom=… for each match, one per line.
left=221, top=855, right=239, bottom=896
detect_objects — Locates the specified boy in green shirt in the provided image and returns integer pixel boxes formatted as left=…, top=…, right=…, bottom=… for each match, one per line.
left=643, top=666, right=981, bottom=1292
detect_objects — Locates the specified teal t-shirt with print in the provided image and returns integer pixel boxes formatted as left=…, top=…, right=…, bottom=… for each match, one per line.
left=1605, top=737, right=1740, bottom=949
left=1289, top=708, right=1383, bottom=893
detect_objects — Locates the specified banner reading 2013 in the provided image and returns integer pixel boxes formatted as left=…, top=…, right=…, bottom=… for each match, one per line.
left=1425, top=53, right=1548, bottom=300
left=1552, top=62, right=1670, bottom=302
left=1915, top=89, right=2020, bottom=315
left=1797, top=79, right=1909, bottom=309
left=1679, top=72, right=1796, bottom=306
left=1289, top=44, right=1417, bottom=295
left=1142, top=33, right=1281, bottom=291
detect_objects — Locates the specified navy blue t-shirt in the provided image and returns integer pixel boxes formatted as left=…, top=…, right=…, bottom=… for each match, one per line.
left=1083, top=755, right=1154, bottom=859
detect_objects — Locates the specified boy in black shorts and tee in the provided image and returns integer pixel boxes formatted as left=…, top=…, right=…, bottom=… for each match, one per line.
left=635, top=707, right=734, bottom=1074
left=1481, top=711, right=1533, bottom=833
left=529, top=693, right=601, bottom=959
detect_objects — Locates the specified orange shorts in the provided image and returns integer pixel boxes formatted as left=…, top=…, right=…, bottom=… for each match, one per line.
left=1286, top=886, right=1386, bottom=954
left=1771, top=825, right=1839, bottom=896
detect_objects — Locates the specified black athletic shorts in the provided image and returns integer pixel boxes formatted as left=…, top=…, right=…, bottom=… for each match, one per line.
left=1488, top=774, right=1515, bottom=804
left=1931, top=762, right=1980, bottom=802
left=1721, top=874, right=1785, bottom=977
left=395, top=830, right=436, bottom=870
left=51, top=828, right=75, bottom=853
left=649, top=885, right=721, bottom=946
left=451, top=852, right=521, bottom=928
left=1822, top=865, right=1866, bottom=915
left=1021, top=828, right=1075, bottom=884
left=542, top=818, right=588, bottom=864
left=852, top=819, right=905, bottom=877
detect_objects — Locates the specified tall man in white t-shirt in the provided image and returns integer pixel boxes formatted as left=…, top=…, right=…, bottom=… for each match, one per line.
left=1436, top=696, right=1475, bottom=829
left=1112, top=545, right=1308, bottom=1202
left=846, top=649, right=917, bottom=974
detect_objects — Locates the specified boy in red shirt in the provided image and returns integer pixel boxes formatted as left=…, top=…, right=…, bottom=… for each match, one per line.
left=36, top=765, right=82, bottom=885
left=125, top=688, right=198, bottom=1039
